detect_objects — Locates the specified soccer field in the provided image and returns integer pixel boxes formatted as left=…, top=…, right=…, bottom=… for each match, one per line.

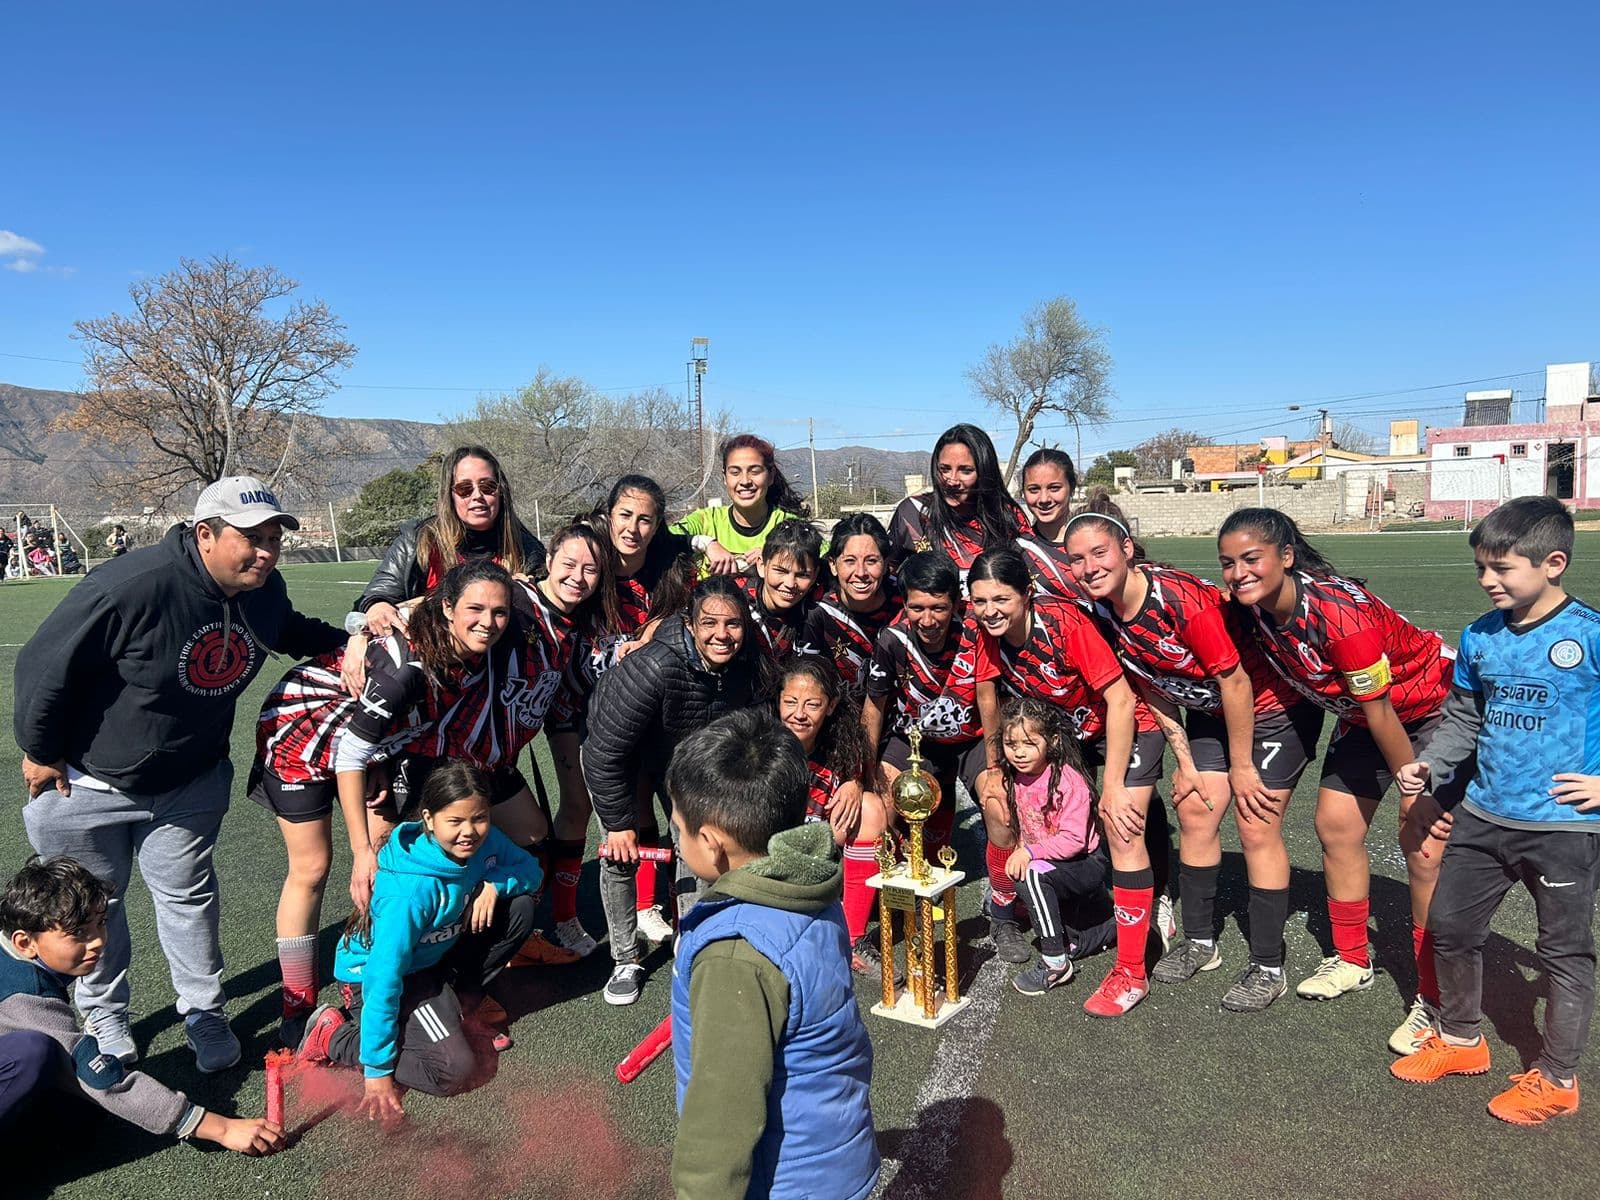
left=2, top=533, right=1598, bottom=1200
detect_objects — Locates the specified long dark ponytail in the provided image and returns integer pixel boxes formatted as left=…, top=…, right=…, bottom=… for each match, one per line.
left=1218, top=507, right=1350, bottom=581
left=406, top=559, right=514, bottom=686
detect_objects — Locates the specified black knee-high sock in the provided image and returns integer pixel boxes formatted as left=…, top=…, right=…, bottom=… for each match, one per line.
left=1247, top=886, right=1290, bottom=969
left=1178, top=862, right=1220, bottom=944
left=1143, top=794, right=1173, bottom=900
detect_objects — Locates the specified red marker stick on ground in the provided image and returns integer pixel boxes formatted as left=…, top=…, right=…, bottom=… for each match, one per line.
left=615, top=1016, right=672, bottom=1084
left=598, top=846, right=674, bottom=862
left=265, top=1048, right=293, bottom=1125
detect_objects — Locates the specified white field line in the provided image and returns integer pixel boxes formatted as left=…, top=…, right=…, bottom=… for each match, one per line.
left=871, top=796, right=1005, bottom=1200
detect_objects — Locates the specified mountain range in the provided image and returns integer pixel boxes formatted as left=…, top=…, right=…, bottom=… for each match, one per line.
left=0, top=382, right=929, bottom=520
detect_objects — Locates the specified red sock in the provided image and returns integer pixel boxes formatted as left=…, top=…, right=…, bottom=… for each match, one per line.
left=1328, top=898, right=1371, bottom=966
left=842, top=841, right=878, bottom=942
left=1113, top=885, right=1153, bottom=980
left=634, top=857, right=658, bottom=912
left=1413, top=921, right=1440, bottom=1005
left=550, top=840, right=584, bottom=924
left=985, top=843, right=1016, bottom=910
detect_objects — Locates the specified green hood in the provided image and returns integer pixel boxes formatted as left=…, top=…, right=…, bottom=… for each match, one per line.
left=708, top=822, right=842, bottom=915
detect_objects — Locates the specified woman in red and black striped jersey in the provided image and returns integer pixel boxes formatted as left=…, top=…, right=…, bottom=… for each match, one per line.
left=800, top=513, right=903, bottom=694
left=858, top=552, right=984, bottom=966
left=739, top=519, right=825, bottom=664
left=251, top=559, right=520, bottom=1025
left=968, top=546, right=1172, bottom=1018
left=349, top=525, right=617, bottom=962
left=492, top=522, right=618, bottom=959
left=546, top=479, right=694, bottom=954
left=1219, top=507, right=1460, bottom=1051
left=1065, top=495, right=1325, bottom=1014
left=887, top=424, right=1032, bottom=583
left=1014, top=446, right=1087, bottom=604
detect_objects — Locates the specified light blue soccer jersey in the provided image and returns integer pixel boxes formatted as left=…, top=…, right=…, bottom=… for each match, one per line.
left=1456, top=597, right=1600, bottom=829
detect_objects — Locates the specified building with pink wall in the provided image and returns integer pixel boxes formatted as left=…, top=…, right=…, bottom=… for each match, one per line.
left=1424, top=363, right=1600, bottom=519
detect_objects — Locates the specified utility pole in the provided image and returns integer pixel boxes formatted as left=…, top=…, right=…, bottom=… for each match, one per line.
left=691, top=337, right=709, bottom=504
left=808, top=417, right=820, bottom=511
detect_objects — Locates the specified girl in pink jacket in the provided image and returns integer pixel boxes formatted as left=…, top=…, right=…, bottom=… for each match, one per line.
left=998, top=697, right=1116, bottom=997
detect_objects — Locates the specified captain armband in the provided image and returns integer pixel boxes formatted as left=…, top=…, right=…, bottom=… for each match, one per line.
left=1342, top=655, right=1393, bottom=699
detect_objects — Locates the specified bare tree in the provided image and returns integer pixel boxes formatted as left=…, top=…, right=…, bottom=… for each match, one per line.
left=1331, top=420, right=1382, bottom=454
left=966, top=297, right=1113, bottom=484
left=445, top=369, right=717, bottom=526
left=1132, top=427, right=1213, bottom=479
left=61, top=256, right=357, bottom=507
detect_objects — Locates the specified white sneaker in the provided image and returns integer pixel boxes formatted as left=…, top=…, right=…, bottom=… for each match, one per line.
left=1295, top=953, right=1375, bottom=1001
left=635, top=905, right=675, bottom=946
left=1388, top=993, right=1440, bottom=1055
left=1155, top=895, right=1178, bottom=953
left=554, top=917, right=598, bottom=958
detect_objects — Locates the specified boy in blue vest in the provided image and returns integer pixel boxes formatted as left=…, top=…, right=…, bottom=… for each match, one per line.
left=1392, top=495, right=1600, bottom=1124
left=667, top=707, right=878, bottom=1200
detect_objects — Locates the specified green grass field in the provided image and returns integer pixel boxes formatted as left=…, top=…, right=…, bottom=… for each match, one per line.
left=3, top=534, right=1599, bottom=1199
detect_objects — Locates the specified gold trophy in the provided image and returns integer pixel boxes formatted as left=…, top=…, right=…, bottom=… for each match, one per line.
left=865, top=726, right=969, bottom=1027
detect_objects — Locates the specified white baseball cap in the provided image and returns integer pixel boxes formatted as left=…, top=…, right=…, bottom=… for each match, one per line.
left=193, top=476, right=300, bottom=530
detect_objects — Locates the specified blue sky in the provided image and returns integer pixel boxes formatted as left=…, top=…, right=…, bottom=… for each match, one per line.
left=3, top=2, right=1596, bottom=468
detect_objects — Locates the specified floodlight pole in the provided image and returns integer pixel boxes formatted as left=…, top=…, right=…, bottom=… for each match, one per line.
left=691, top=338, right=709, bottom=505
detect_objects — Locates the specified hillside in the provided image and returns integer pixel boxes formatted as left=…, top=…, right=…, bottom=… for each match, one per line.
left=0, top=382, right=930, bottom=523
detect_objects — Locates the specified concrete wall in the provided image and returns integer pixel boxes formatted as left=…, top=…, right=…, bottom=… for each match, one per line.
left=1114, top=469, right=1432, bottom=536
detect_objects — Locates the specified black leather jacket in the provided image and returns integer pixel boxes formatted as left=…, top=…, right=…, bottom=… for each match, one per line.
left=356, top=516, right=547, bottom=611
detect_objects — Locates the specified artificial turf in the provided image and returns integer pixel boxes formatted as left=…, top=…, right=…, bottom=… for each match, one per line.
left=1, top=533, right=1598, bottom=1199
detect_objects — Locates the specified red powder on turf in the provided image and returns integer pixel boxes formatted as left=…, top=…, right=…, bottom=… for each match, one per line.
left=307, top=1070, right=671, bottom=1200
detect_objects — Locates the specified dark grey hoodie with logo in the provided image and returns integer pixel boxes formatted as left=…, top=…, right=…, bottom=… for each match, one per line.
left=13, top=522, right=344, bottom=795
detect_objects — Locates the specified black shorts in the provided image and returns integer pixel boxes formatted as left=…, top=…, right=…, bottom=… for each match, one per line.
left=392, top=758, right=530, bottom=814
left=248, top=764, right=339, bottom=824
left=1319, top=714, right=1473, bottom=806
left=1186, top=703, right=1325, bottom=789
left=881, top=735, right=987, bottom=803
left=1080, top=729, right=1166, bottom=789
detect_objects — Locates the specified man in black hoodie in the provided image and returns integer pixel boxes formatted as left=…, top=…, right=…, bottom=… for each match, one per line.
left=13, top=476, right=345, bottom=1073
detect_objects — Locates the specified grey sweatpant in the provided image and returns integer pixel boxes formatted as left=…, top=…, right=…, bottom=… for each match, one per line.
left=22, top=762, right=232, bottom=1020
left=598, top=816, right=705, bottom=966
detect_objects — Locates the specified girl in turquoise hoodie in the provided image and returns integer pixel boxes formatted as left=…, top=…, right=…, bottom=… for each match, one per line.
left=298, top=762, right=542, bottom=1120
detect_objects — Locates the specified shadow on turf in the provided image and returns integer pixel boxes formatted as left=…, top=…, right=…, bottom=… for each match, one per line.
left=1217, top=851, right=1547, bottom=1065
left=877, top=1096, right=1013, bottom=1199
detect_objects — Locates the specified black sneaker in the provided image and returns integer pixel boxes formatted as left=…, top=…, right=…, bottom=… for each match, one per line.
left=851, top=934, right=905, bottom=986
left=990, top=918, right=1032, bottom=964
left=1220, top=962, right=1288, bottom=1013
left=604, top=963, right=646, bottom=1006
left=1150, top=938, right=1222, bottom=984
left=1012, top=958, right=1074, bottom=996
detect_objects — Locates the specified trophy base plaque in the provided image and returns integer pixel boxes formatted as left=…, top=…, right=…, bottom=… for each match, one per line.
left=871, top=988, right=971, bottom=1028
left=866, top=867, right=967, bottom=1027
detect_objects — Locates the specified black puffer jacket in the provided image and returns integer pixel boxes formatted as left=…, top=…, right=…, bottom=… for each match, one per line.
left=585, top=614, right=761, bottom=832
left=357, top=516, right=546, bottom=611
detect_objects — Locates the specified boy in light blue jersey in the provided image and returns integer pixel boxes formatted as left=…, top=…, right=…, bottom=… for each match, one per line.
left=1391, top=496, right=1600, bottom=1124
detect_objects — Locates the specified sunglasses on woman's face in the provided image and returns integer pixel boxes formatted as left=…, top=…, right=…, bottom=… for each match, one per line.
left=452, top=479, right=500, bottom=499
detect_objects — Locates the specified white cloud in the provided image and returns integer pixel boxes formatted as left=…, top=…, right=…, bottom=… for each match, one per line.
left=1, top=229, right=48, bottom=273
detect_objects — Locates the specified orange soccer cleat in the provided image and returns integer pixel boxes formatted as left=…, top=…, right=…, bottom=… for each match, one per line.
left=508, top=930, right=581, bottom=969
left=1487, top=1070, right=1580, bottom=1126
left=1389, top=1034, right=1491, bottom=1084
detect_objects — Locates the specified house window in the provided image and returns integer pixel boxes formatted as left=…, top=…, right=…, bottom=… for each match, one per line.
left=1510, top=443, right=1528, bottom=458
left=1453, top=445, right=1471, bottom=458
